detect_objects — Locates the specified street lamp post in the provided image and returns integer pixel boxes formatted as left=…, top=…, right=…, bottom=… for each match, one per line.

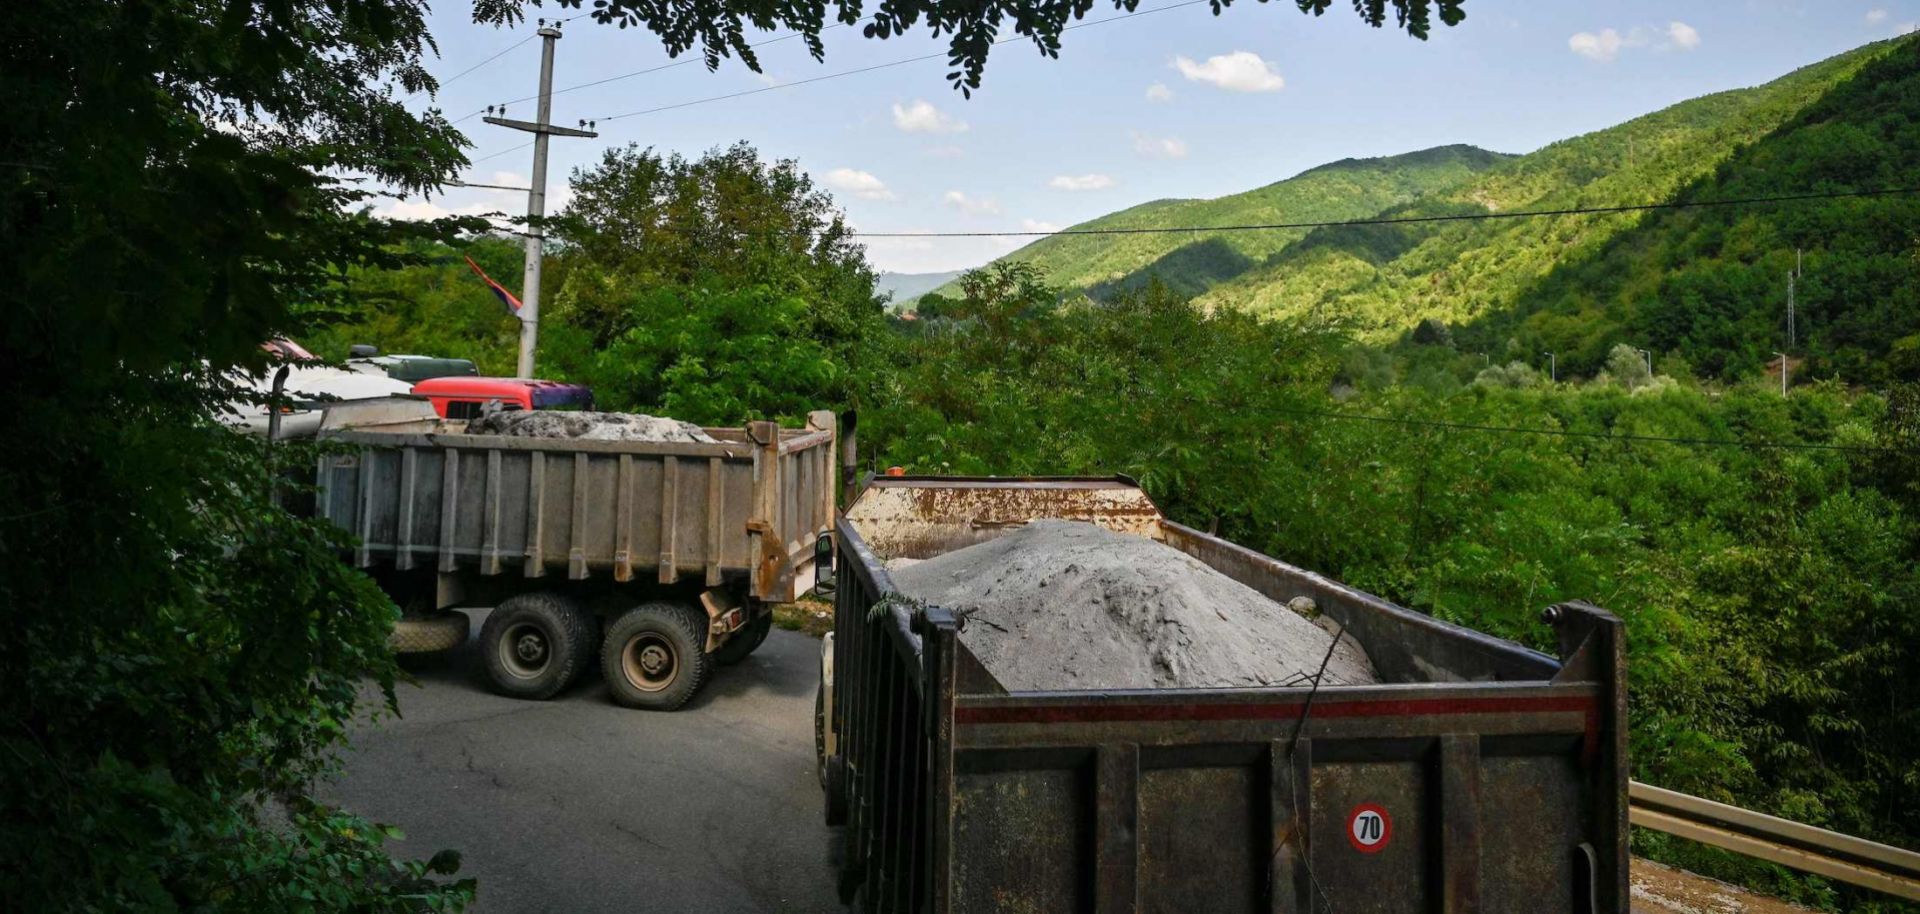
left=1637, top=348, right=1652, bottom=377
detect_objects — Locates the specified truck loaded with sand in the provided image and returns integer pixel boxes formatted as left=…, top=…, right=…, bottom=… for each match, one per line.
left=816, top=475, right=1630, bottom=913
left=310, top=398, right=839, bottom=710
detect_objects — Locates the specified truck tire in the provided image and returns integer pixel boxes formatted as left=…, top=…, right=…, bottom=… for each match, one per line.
left=388, top=611, right=469, bottom=654
left=479, top=593, right=592, bottom=700
left=711, top=610, right=773, bottom=666
left=602, top=602, right=710, bottom=711
left=817, top=684, right=849, bottom=826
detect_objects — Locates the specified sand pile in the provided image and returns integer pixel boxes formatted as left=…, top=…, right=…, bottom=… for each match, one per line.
left=467, top=410, right=719, bottom=444
left=886, top=520, right=1376, bottom=691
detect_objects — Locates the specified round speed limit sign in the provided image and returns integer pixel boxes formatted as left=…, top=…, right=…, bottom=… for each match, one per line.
left=1346, top=804, right=1392, bottom=853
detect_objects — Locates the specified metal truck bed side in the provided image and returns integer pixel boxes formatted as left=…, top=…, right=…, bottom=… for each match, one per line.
left=826, top=476, right=1629, bottom=913
left=316, top=411, right=837, bottom=602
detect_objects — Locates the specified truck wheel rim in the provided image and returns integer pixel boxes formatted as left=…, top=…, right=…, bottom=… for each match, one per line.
left=500, top=622, right=551, bottom=679
left=621, top=633, right=677, bottom=692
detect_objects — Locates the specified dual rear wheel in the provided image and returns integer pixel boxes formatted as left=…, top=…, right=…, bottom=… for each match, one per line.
left=476, top=594, right=766, bottom=711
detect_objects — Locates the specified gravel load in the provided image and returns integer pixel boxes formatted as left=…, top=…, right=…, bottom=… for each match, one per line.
left=466, top=410, right=719, bottom=444
left=886, top=520, right=1376, bottom=691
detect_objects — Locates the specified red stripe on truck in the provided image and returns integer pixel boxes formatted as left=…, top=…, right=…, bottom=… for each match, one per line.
left=954, top=694, right=1596, bottom=726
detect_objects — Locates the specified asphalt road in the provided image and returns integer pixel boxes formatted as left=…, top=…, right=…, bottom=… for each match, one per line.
left=325, top=608, right=844, bottom=914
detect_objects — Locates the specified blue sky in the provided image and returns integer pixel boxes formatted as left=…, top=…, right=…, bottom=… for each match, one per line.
left=384, top=1, right=1920, bottom=273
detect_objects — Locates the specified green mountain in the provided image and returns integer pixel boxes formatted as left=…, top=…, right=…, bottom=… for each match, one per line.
left=956, top=37, right=1919, bottom=382
left=934, top=144, right=1511, bottom=300
left=876, top=270, right=964, bottom=308
left=1449, top=39, right=1920, bottom=382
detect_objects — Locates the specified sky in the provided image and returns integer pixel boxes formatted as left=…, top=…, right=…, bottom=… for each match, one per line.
left=383, top=1, right=1920, bottom=274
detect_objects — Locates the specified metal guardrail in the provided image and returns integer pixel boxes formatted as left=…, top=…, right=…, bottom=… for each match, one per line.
left=1629, top=781, right=1920, bottom=900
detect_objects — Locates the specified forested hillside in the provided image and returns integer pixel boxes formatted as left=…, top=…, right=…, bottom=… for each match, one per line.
left=938, top=144, right=1508, bottom=299
left=954, top=37, right=1917, bottom=384
left=1454, top=39, right=1920, bottom=383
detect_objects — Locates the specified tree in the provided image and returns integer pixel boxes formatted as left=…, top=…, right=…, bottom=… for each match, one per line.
left=547, top=142, right=888, bottom=417
left=2, top=0, right=480, bottom=908
left=1605, top=342, right=1653, bottom=390
left=555, top=0, right=1466, bottom=93
left=1472, top=360, right=1540, bottom=389
left=556, top=142, right=879, bottom=345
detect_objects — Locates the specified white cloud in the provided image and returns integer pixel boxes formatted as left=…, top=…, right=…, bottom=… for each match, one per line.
left=1665, top=21, right=1700, bottom=50
left=381, top=199, right=463, bottom=220
left=1568, top=28, right=1625, bottom=61
left=942, top=190, right=1001, bottom=216
left=378, top=171, right=530, bottom=226
left=823, top=168, right=897, bottom=201
left=1866, top=8, right=1889, bottom=24
left=1132, top=132, right=1189, bottom=160
left=891, top=99, right=969, bottom=135
left=1571, top=22, right=1700, bottom=61
left=1172, top=51, right=1285, bottom=92
left=1049, top=173, right=1115, bottom=191
left=1145, top=82, right=1174, bottom=102
left=1021, top=219, right=1063, bottom=234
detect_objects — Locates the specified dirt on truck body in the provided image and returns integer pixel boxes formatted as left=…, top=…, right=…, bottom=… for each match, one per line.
left=313, top=398, right=838, bottom=711
left=815, top=475, right=1629, bottom=913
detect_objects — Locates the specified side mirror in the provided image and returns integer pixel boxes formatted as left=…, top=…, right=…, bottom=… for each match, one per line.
left=814, top=533, right=835, bottom=590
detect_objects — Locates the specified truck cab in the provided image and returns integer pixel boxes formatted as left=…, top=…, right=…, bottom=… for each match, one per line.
left=410, top=377, right=595, bottom=420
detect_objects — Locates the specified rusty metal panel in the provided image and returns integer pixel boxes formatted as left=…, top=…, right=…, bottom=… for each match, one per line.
left=951, top=762, right=1091, bottom=914
left=1479, top=752, right=1589, bottom=913
left=522, top=452, right=545, bottom=577
left=316, top=416, right=835, bottom=587
left=844, top=476, right=1165, bottom=560
left=1138, top=756, right=1264, bottom=914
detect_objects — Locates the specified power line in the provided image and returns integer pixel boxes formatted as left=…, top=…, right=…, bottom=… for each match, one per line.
left=428, top=14, right=595, bottom=111
left=848, top=187, right=1920, bottom=237
left=1245, top=403, right=1892, bottom=454
left=426, top=34, right=536, bottom=96
left=595, top=0, right=1212, bottom=122
left=462, top=2, right=1205, bottom=167
left=417, top=183, right=1920, bottom=236
left=492, top=20, right=860, bottom=118
left=469, top=141, right=534, bottom=165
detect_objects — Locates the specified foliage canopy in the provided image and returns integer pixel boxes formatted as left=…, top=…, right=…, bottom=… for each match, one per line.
left=0, top=0, right=482, bottom=908
left=554, top=0, right=1464, bottom=93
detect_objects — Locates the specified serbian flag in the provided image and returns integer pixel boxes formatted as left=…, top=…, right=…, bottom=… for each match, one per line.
left=464, top=255, right=523, bottom=316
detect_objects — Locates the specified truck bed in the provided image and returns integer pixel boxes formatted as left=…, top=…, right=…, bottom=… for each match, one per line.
left=315, top=404, right=836, bottom=603
left=822, top=476, right=1628, bottom=913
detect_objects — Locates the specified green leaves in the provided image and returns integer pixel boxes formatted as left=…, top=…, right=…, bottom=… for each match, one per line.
left=557, top=0, right=1463, bottom=93
left=2, top=0, right=475, bottom=908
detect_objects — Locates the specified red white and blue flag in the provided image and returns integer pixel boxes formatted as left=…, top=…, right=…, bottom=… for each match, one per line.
left=464, top=255, right=522, bottom=316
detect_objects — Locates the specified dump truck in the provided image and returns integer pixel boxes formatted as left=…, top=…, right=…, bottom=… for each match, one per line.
left=815, top=476, right=1628, bottom=912
left=312, top=399, right=839, bottom=710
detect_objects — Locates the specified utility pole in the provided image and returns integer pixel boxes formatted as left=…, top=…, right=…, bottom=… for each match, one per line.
left=1786, top=248, right=1800, bottom=350
left=1543, top=351, right=1556, bottom=383
left=484, top=21, right=597, bottom=379
left=1774, top=351, right=1789, bottom=397
left=1637, top=348, right=1652, bottom=377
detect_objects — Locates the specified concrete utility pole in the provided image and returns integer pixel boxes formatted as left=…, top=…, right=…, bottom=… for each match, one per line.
left=1637, top=348, right=1652, bottom=377
left=484, top=22, right=598, bottom=379
left=1543, top=351, right=1556, bottom=383
left=1786, top=248, right=1801, bottom=350
left=1774, top=351, right=1789, bottom=397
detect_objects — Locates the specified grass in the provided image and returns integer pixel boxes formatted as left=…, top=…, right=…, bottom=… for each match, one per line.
left=772, top=597, right=834, bottom=638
